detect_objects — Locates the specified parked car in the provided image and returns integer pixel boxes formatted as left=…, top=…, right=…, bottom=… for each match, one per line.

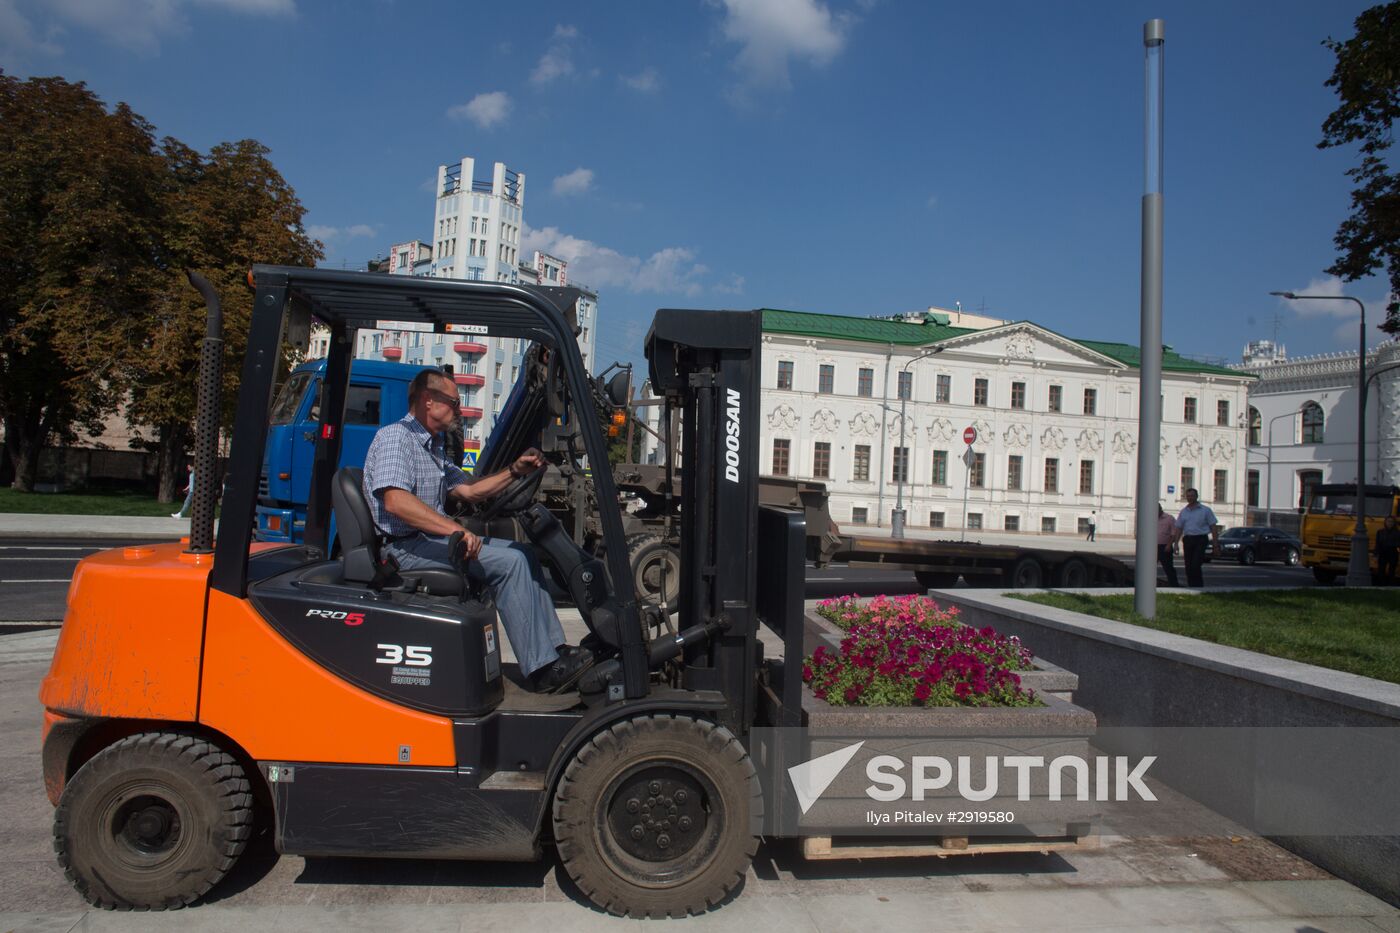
left=1217, top=526, right=1302, bottom=566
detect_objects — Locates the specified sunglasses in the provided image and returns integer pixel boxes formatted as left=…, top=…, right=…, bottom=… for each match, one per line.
left=424, top=389, right=459, bottom=409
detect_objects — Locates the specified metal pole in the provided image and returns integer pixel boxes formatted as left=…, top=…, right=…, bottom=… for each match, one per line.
left=1349, top=296, right=1370, bottom=586
left=961, top=443, right=971, bottom=542
left=894, top=388, right=908, bottom=538
left=1265, top=424, right=1272, bottom=529
left=1134, top=19, right=1165, bottom=618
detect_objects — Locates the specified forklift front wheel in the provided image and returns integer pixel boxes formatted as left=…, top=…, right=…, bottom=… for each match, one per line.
left=53, top=732, right=253, bottom=909
left=552, top=715, right=760, bottom=918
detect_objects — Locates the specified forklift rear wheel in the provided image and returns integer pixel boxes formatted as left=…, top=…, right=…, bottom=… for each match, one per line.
left=53, top=732, right=252, bottom=909
left=628, top=534, right=681, bottom=615
left=914, top=571, right=960, bottom=589
left=552, top=715, right=760, bottom=918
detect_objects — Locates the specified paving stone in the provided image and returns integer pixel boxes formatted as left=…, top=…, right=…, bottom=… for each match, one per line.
left=1233, top=880, right=1400, bottom=920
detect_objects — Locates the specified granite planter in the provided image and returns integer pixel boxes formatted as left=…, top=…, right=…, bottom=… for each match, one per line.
left=802, top=608, right=1080, bottom=701
left=776, top=608, right=1099, bottom=855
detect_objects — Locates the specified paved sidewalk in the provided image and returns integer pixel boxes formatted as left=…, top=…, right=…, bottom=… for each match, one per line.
left=0, top=512, right=194, bottom=540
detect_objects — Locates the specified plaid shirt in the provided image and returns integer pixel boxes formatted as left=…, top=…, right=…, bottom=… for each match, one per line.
left=362, top=414, right=466, bottom=538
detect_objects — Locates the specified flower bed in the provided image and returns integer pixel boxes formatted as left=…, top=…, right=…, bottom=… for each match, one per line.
left=803, top=595, right=1042, bottom=708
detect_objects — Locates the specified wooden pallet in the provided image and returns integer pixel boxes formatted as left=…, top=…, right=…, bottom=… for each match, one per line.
left=800, top=833, right=1096, bottom=861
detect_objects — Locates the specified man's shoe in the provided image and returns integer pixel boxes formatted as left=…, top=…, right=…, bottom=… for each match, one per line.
left=171, top=512, right=183, bottom=519
left=529, top=646, right=596, bottom=694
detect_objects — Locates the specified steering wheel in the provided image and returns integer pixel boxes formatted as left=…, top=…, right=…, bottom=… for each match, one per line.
left=476, top=467, right=546, bottom=523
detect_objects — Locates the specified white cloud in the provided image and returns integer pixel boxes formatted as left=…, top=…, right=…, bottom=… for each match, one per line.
left=523, top=224, right=711, bottom=297
left=0, top=0, right=61, bottom=63
left=1275, top=276, right=1383, bottom=321
left=552, top=168, right=595, bottom=196
left=447, top=91, right=512, bottom=129
left=713, top=274, right=746, bottom=295
left=926, top=194, right=938, bottom=209
left=35, top=0, right=291, bottom=55
left=620, top=68, right=661, bottom=93
left=307, top=224, right=338, bottom=241
left=346, top=224, right=376, bottom=238
left=717, top=0, right=850, bottom=91
left=530, top=23, right=578, bottom=86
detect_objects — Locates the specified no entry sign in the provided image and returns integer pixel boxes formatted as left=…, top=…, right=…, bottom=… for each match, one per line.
left=963, top=426, right=977, bottom=445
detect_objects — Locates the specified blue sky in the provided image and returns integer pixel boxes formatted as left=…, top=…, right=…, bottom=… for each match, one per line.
left=4, top=0, right=1388, bottom=371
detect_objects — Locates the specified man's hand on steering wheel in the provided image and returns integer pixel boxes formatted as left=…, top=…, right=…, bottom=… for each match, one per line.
left=510, top=448, right=546, bottom=478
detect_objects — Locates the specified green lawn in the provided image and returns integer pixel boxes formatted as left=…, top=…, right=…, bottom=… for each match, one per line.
left=0, top=486, right=181, bottom=517
left=1010, top=590, right=1400, bottom=684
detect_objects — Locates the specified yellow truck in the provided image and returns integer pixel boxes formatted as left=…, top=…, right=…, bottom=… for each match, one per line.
left=1300, top=483, right=1400, bottom=584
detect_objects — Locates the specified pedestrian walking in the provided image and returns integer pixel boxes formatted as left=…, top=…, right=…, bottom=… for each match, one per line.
left=1173, top=488, right=1221, bottom=588
left=1086, top=510, right=1096, bottom=543
left=1376, top=515, right=1400, bottom=585
left=171, top=462, right=194, bottom=519
left=1156, top=504, right=1179, bottom=587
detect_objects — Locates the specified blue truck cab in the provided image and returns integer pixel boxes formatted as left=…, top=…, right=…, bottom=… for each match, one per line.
left=255, top=358, right=423, bottom=544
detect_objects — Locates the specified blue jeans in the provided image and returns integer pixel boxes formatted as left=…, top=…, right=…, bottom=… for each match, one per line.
left=385, top=534, right=564, bottom=676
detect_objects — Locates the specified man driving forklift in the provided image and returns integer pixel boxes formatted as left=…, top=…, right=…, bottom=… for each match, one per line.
left=363, top=367, right=594, bottom=692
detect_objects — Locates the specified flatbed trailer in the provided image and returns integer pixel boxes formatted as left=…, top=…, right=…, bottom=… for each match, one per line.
left=831, top=534, right=1131, bottom=589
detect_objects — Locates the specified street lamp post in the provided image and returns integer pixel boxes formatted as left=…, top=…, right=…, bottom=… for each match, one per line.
left=1260, top=410, right=1302, bottom=528
left=1270, top=291, right=1370, bottom=586
left=892, top=346, right=946, bottom=539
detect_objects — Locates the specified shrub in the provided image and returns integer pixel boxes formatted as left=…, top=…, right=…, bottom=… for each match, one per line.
left=805, top=595, right=1039, bottom=708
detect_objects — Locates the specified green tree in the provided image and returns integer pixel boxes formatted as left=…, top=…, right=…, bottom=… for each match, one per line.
left=124, top=139, right=322, bottom=500
left=1320, top=2, right=1400, bottom=333
left=0, top=75, right=167, bottom=490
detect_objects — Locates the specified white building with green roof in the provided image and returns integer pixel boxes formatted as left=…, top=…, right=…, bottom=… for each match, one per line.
left=758, top=308, right=1255, bottom=539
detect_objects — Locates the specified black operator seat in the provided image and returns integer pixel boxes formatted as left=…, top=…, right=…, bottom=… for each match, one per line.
left=331, top=467, right=463, bottom=597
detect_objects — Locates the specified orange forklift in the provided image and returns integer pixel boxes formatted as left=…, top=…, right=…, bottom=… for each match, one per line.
left=40, top=267, right=811, bottom=916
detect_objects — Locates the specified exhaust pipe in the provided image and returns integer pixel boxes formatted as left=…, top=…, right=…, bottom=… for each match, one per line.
left=185, top=272, right=223, bottom=554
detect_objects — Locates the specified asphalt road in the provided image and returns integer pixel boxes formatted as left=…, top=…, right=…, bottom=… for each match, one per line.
left=0, top=535, right=1321, bottom=622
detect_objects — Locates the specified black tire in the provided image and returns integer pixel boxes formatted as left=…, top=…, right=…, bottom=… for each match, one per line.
left=1009, top=557, right=1044, bottom=589
left=1283, top=547, right=1300, bottom=567
left=54, top=732, right=252, bottom=909
left=914, top=571, right=960, bottom=589
left=1239, top=547, right=1256, bottom=566
left=628, top=534, right=681, bottom=614
left=552, top=715, right=761, bottom=918
left=1056, top=559, right=1090, bottom=588
left=1313, top=567, right=1338, bottom=585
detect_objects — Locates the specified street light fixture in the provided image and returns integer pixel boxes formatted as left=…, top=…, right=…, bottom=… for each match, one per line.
left=1270, top=290, right=1370, bottom=586
left=892, top=345, right=946, bottom=539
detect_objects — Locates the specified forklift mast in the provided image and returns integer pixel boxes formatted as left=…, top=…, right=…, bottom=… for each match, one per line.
left=645, top=310, right=762, bottom=737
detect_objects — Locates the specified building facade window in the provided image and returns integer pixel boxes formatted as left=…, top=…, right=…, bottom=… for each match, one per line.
left=858, top=367, right=874, bottom=397
left=970, top=452, right=986, bottom=488
left=892, top=446, right=909, bottom=483
left=1248, top=407, right=1261, bottom=446
left=1180, top=466, right=1195, bottom=498
left=1184, top=396, right=1197, bottom=423
left=936, top=374, right=951, bottom=404
left=1298, top=470, right=1323, bottom=509
left=1213, top=469, right=1228, bottom=503
left=929, top=511, right=945, bottom=528
left=1004, top=515, right=1020, bottom=531
left=1083, top=387, right=1098, bottom=415
left=1011, top=381, right=1026, bottom=409
left=967, top=512, right=983, bottom=530
left=1077, top=517, right=1093, bottom=535
left=813, top=441, right=831, bottom=479
left=853, top=444, right=871, bottom=482
left=818, top=364, right=834, bottom=394
left=931, top=450, right=948, bottom=485
left=772, top=439, right=790, bottom=475
left=897, top=371, right=912, bottom=401
left=776, top=360, right=793, bottom=390
left=1007, top=455, right=1023, bottom=490
left=1301, top=402, right=1324, bottom=443
left=852, top=506, right=868, bottom=524
left=1217, top=399, right=1230, bottom=427
left=1079, top=460, right=1094, bottom=495
left=1048, top=384, right=1062, bottom=412
left=1041, top=515, right=1057, bottom=533
left=974, top=378, right=989, bottom=406
left=1044, top=458, right=1059, bottom=493
left=1247, top=470, right=1259, bottom=507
